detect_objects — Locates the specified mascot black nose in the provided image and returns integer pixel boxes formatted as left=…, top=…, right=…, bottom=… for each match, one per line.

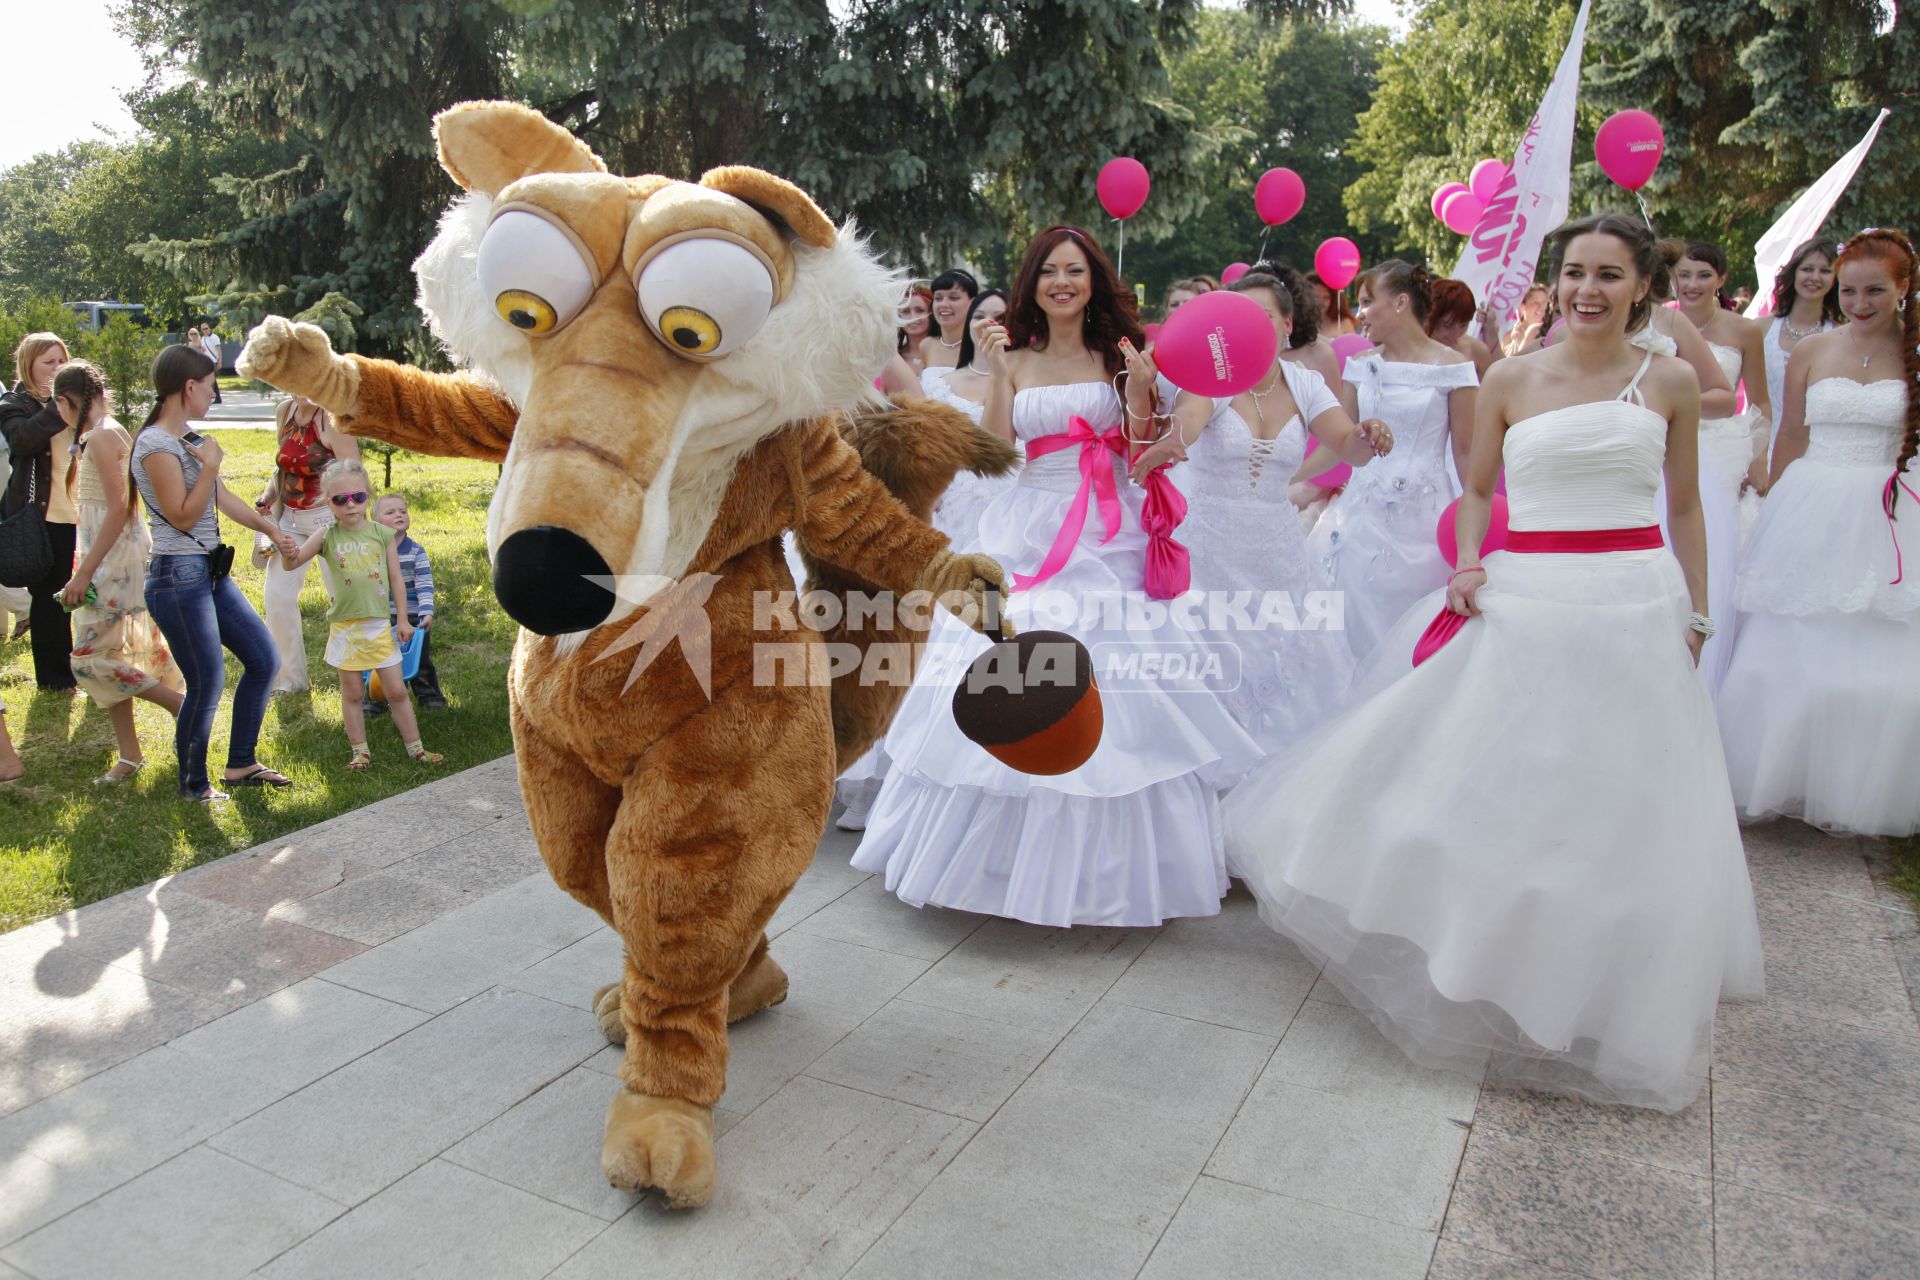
left=493, top=526, right=616, bottom=635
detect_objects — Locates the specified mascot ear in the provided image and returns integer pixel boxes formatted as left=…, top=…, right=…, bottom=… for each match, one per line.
left=699, top=166, right=836, bottom=250
left=435, top=100, right=607, bottom=196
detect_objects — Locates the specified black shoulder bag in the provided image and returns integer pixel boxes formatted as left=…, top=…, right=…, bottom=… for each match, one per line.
left=0, top=459, right=53, bottom=589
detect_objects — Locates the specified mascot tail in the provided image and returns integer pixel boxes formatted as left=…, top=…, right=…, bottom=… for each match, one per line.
left=799, top=397, right=1018, bottom=774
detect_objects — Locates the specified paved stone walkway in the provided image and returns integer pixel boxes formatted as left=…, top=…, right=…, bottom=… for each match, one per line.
left=0, top=758, right=1915, bottom=1278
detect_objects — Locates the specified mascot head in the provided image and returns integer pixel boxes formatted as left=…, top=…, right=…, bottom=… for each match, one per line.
left=413, top=101, right=899, bottom=636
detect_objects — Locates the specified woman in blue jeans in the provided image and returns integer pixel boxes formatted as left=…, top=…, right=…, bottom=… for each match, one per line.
left=130, top=345, right=299, bottom=801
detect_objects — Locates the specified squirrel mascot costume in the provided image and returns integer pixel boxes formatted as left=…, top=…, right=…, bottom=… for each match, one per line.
left=239, top=100, right=1016, bottom=1209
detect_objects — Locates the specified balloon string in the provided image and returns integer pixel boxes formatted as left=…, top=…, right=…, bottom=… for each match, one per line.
left=1117, top=217, right=1126, bottom=278
left=1634, top=190, right=1653, bottom=230
left=1257, top=227, right=1270, bottom=266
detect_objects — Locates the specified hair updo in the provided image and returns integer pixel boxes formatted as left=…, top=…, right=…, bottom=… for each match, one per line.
left=1547, top=212, right=1663, bottom=332
left=1358, top=259, right=1434, bottom=324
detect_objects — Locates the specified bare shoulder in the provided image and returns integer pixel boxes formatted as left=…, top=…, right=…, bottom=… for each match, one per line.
left=1478, top=354, right=1530, bottom=398
left=1645, top=353, right=1703, bottom=406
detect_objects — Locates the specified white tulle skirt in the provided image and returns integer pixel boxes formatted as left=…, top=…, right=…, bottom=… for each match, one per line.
left=853, top=477, right=1263, bottom=927
left=1719, top=457, right=1920, bottom=835
left=1304, top=466, right=1454, bottom=662
left=1225, top=544, right=1765, bottom=1112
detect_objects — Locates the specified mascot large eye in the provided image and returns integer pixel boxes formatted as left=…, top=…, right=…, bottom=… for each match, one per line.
left=476, top=210, right=596, bottom=336
left=635, top=237, right=776, bottom=360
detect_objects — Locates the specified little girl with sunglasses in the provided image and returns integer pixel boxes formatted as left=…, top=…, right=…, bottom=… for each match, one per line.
left=282, top=459, right=443, bottom=769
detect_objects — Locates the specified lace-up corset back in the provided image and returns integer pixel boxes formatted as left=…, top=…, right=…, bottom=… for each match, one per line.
left=1502, top=357, right=1668, bottom=531
left=1802, top=378, right=1908, bottom=467
left=1012, top=381, right=1128, bottom=494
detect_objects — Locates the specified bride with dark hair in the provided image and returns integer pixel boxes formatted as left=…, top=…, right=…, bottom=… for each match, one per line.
left=853, top=225, right=1261, bottom=927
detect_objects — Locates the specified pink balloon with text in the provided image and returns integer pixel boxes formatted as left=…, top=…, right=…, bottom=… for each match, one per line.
left=1595, top=111, right=1665, bottom=192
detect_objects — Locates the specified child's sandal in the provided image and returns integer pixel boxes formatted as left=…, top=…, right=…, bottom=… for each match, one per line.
left=346, top=746, right=372, bottom=771
left=409, top=747, right=444, bottom=764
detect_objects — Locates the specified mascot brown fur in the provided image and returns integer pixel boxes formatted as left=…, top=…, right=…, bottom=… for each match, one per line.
left=239, top=100, right=1014, bottom=1208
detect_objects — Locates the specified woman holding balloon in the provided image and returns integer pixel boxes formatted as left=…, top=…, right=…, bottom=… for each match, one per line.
left=1303, top=260, right=1480, bottom=661
left=851, top=224, right=1262, bottom=928
left=1127, top=267, right=1390, bottom=753
left=1225, top=212, right=1763, bottom=1113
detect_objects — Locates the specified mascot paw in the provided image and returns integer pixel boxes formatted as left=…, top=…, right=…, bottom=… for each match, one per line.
left=726, top=952, right=788, bottom=1024
left=592, top=981, right=625, bottom=1045
left=915, top=549, right=1015, bottom=638
left=603, top=1090, right=716, bottom=1209
left=237, top=316, right=362, bottom=417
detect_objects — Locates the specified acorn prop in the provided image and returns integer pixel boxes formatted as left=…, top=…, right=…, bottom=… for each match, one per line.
left=951, top=619, right=1103, bottom=776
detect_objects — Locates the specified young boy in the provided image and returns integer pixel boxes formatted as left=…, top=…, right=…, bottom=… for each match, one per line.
left=282, top=461, right=442, bottom=768
left=369, top=492, right=446, bottom=710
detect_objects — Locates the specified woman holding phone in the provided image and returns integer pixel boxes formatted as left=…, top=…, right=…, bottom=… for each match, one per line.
left=130, top=344, right=297, bottom=801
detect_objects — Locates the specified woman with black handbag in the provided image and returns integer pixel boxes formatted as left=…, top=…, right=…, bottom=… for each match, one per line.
left=130, top=344, right=298, bottom=802
left=1, top=332, right=80, bottom=691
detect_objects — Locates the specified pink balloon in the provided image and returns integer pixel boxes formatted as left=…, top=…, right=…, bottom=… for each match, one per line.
left=1431, top=182, right=1469, bottom=222
left=1314, top=237, right=1362, bottom=291
left=1595, top=110, right=1664, bottom=192
left=1221, top=262, right=1251, bottom=285
left=1435, top=494, right=1512, bottom=569
left=1254, top=167, right=1306, bottom=226
left=1328, top=332, right=1374, bottom=375
left=1097, top=157, right=1151, bottom=220
left=1143, top=321, right=1162, bottom=344
left=1468, top=158, right=1509, bottom=202
left=1153, top=290, right=1280, bottom=397
left=1441, top=189, right=1485, bottom=235
left=1301, top=437, right=1352, bottom=491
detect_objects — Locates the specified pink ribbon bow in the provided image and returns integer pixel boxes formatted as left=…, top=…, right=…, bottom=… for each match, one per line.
left=1012, top=416, right=1128, bottom=592
left=1138, top=465, right=1191, bottom=600
left=1884, top=472, right=1920, bottom=586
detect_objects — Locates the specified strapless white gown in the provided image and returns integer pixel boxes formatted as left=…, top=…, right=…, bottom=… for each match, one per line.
left=1225, top=381, right=1764, bottom=1113
left=852, top=382, right=1263, bottom=927
left=1177, top=364, right=1356, bottom=754
left=1305, top=354, right=1478, bottom=660
left=1719, top=378, right=1920, bottom=835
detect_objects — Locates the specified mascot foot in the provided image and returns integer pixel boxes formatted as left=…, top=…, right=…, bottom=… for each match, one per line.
left=603, top=1090, right=716, bottom=1209
left=592, top=981, right=625, bottom=1046
left=726, top=951, right=788, bottom=1024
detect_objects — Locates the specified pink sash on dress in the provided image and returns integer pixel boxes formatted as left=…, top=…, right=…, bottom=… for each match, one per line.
left=1011, top=416, right=1192, bottom=598
left=1411, top=525, right=1665, bottom=667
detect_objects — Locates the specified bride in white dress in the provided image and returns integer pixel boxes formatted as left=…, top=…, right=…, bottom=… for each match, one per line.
left=1302, top=261, right=1478, bottom=661
left=1126, top=268, right=1389, bottom=754
left=1665, top=242, right=1773, bottom=695
left=1719, top=228, right=1920, bottom=837
left=1225, top=213, right=1764, bottom=1112
left=853, top=226, right=1261, bottom=927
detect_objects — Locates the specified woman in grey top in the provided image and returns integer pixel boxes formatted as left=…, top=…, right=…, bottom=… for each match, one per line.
left=131, top=344, right=297, bottom=801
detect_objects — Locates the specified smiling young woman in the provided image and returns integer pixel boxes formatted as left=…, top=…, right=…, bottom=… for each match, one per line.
left=1718, top=227, right=1920, bottom=838
left=1224, top=211, right=1764, bottom=1114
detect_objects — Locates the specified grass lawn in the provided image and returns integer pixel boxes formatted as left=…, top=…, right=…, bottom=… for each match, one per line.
left=0, top=430, right=517, bottom=932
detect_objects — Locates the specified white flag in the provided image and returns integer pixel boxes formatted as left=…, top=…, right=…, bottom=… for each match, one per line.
left=1452, top=0, right=1592, bottom=337
left=1743, top=108, right=1891, bottom=318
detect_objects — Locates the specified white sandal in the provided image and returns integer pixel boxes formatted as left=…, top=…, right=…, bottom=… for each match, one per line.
left=93, top=756, right=143, bottom=785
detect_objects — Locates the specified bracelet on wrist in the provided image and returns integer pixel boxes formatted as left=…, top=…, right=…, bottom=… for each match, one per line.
left=1687, top=611, right=1716, bottom=638
left=1448, top=566, right=1486, bottom=583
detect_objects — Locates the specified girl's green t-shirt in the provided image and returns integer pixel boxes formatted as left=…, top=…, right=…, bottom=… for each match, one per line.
left=322, top=520, right=397, bottom=624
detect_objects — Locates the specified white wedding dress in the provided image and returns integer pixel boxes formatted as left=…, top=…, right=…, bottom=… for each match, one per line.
left=1225, top=360, right=1764, bottom=1112
left=1718, top=377, right=1920, bottom=835
left=1305, top=353, right=1478, bottom=660
left=1177, top=363, right=1356, bottom=754
left=852, top=381, right=1262, bottom=927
